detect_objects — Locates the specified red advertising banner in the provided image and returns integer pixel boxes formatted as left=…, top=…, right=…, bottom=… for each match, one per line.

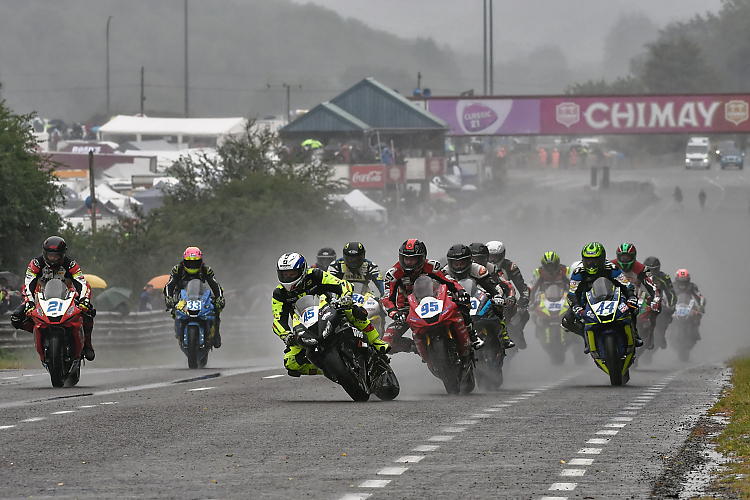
left=541, top=95, right=750, bottom=135
left=350, top=165, right=404, bottom=188
left=425, top=157, right=445, bottom=177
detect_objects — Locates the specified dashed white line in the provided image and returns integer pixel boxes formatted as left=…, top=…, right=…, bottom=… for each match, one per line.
left=428, top=435, right=454, bottom=442
left=187, top=387, right=215, bottom=392
left=455, top=420, right=478, bottom=425
left=560, top=469, right=586, bottom=477
left=612, top=417, right=633, bottom=422
left=377, top=467, right=408, bottom=475
left=340, top=494, right=371, bottom=500
left=412, top=445, right=439, bottom=452
left=596, top=430, right=619, bottom=436
left=569, top=458, right=594, bottom=466
left=262, top=374, right=285, bottom=379
left=395, top=456, right=424, bottom=464
left=587, top=438, right=610, bottom=444
left=549, top=482, right=577, bottom=490
left=440, top=427, right=466, bottom=433
left=0, top=425, right=16, bottom=429
left=20, top=417, right=45, bottom=423
left=470, top=414, right=492, bottom=418
left=51, top=410, right=74, bottom=414
left=578, top=448, right=602, bottom=454
left=359, top=480, right=390, bottom=488
left=78, top=405, right=97, bottom=408
left=605, top=423, right=627, bottom=428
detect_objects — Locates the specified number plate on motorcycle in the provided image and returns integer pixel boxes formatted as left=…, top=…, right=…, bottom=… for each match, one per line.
left=41, top=298, right=68, bottom=316
left=300, top=306, right=319, bottom=328
left=417, top=297, right=443, bottom=319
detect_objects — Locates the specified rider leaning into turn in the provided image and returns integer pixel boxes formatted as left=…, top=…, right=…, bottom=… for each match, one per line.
left=272, top=252, right=390, bottom=377
left=164, top=247, right=226, bottom=349
left=11, top=236, right=96, bottom=361
left=445, top=244, right=516, bottom=349
left=326, top=242, right=384, bottom=295
left=562, top=242, right=642, bottom=353
left=611, top=243, right=661, bottom=332
left=528, top=251, right=571, bottom=300
left=381, top=239, right=483, bottom=352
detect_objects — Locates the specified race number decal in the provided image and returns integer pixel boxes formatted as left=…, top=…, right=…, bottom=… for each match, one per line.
left=301, top=306, right=319, bottom=327
left=594, top=300, right=617, bottom=316
left=187, top=300, right=202, bottom=311
left=352, top=293, right=366, bottom=305
left=43, top=299, right=65, bottom=314
left=417, top=297, right=443, bottom=319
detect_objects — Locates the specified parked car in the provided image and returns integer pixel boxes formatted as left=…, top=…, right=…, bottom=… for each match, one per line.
left=720, top=148, right=744, bottom=169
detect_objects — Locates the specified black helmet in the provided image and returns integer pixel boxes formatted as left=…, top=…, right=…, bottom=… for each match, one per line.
left=399, top=239, right=427, bottom=275
left=468, top=242, right=489, bottom=267
left=315, top=247, right=337, bottom=269
left=42, top=236, right=67, bottom=268
left=342, top=242, right=366, bottom=271
left=643, top=256, right=660, bottom=275
left=446, top=244, right=473, bottom=281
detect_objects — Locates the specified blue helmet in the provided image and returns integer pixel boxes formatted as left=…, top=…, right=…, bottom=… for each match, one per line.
left=277, top=253, right=307, bottom=292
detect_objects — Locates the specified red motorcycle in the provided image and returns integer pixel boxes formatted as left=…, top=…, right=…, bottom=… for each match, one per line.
left=30, top=279, right=85, bottom=387
left=406, top=276, right=475, bottom=395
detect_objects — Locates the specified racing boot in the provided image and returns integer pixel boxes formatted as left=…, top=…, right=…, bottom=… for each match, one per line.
left=583, top=333, right=591, bottom=354
left=513, top=330, right=527, bottom=350
left=469, top=327, right=486, bottom=350
left=212, top=328, right=222, bottom=349
left=632, top=323, right=643, bottom=347
left=364, top=324, right=391, bottom=355
left=498, top=322, right=515, bottom=349
left=83, top=333, right=95, bottom=361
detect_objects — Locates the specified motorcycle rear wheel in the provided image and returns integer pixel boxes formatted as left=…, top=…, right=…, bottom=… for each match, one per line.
left=320, top=348, right=370, bottom=402
left=428, top=336, right=461, bottom=395
left=603, top=334, right=623, bottom=386
left=187, top=325, right=200, bottom=369
left=48, top=334, right=65, bottom=388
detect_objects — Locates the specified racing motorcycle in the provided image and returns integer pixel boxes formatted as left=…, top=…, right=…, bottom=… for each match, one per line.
left=460, top=278, right=505, bottom=390
left=352, top=282, right=383, bottom=336
left=293, top=295, right=399, bottom=402
left=30, top=278, right=85, bottom=388
left=407, top=276, right=475, bottom=395
left=582, top=278, right=636, bottom=386
left=533, top=283, right=585, bottom=365
left=670, top=292, right=700, bottom=362
left=635, top=288, right=658, bottom=364
left=174, top=280, right=216, bottom=369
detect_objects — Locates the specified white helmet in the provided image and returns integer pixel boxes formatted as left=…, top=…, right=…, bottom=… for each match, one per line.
left=277, top=252, right=307, bottom=292
left=486, top=240, right=505, bottom=264
left=570, top=260, right=583, bottom=274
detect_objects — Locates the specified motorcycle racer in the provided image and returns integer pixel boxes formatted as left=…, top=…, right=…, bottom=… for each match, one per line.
left=643, top=256, right=676, bottom=347
left=381, top=239, right=483, bottom=352
left=529, top=251, right=571, bottom=300
left=562, top=242, right=642, bottom=353
left=272, top=252, right=390, bottom=377
left=10, top=236, right=96, bottom=361
left=611, top=243, right=661, bottom=331
left=327, top=242, right=384, bottom=295
left=164, top=247, right=225, bottom=349
left=312, top=247, right=337, bottom=270
left=446, top=244, right=516, bottom=349
left=673, top=269, right=707, bottom=338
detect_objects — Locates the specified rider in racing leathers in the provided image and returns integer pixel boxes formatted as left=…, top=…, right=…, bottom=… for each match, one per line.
left=611, top=243, right=661, bottom=336
left=327, top=242, right=384, bottom=295
left=643, top=256, right=676, bottom=348
left=164, top=247, right=226, bottom=348
left=446, top=244, right=516, bottom=349
left=11, top=236, right=96, bottom=361
left=673, top=269, right=707, bottom=339
left=381, top=239, right=483, bottom=353
left=272, top=252, right=390, bottom=376
left=312, top=247, right=337, bottom=270
left=562, top=242, right=641, bottom=353
left=528, top=251, right=571, bottom=301
left=475, top=241, right=531, bottom=348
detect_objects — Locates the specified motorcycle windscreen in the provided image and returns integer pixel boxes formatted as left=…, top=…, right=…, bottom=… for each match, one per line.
left=674, top=293, right=696, bottom=317
left=412, top=275, right=439, bottom=302
left=184, top=279, right=206, bottom=300
left=43, top=279, right=69, bottom=300
left=295, top=295, right=320, bottom=328
left=544, top=283, right=565, bottom=302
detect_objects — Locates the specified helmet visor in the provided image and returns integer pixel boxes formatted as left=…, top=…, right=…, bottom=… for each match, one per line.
left=472, top=254, right=488, bottom=267
left=449, top=257, right=472, bottom=273
left=488, top=254, right=502, bottom=265
left=43, top=251, right=64, bottom=266
left=278, top=268, right=303, bottom=284
left=184, top=259, right=202, bottom=271
left=543, top=263, right=558, bottom=275
left=317, top=256, right=335, bottom=269
left=582, top=256, right=601, bottom=270
left=617, top=253, right=635, bottom=264
left=400, top=255, right=423, bottom=271
left=344, top=255, right=365, bottom=270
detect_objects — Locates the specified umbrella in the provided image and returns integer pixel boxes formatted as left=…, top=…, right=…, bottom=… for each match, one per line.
left=94, top=287, right=132, bottom=312
left=301, top=139, right=322, bottom=149
left=148, top=275, right=170, bottom=290
left=84, top=274, right=107, bottom=289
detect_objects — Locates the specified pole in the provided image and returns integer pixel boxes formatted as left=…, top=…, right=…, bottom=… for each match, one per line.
left=483, top=0, right=487, bottom=95
left=140, top=66, right=145, bottom=115
left=88, top=151, right=97, bottom=234
left=106, top=15, right=112, bottom=117
left=184, top=0, right=189, bottom=117
left=286, top=84, right=291, bottom=124
left=489, top=0, right=494, bottom=95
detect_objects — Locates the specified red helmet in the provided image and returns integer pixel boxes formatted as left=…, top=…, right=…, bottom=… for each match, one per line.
left=182, top=247, right=203, bottom=275
left=399, top=239, right=427, bottom=275
left=42, top=236, right=67, bottom=268
left=675, top=269, right=690, bottom=282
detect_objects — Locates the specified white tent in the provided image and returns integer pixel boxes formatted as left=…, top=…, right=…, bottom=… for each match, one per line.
left=338, top=189, right=388, bottom=223
left=78, top=183, right=142, bottom=210
left=98, top=115, right=247, bottom=147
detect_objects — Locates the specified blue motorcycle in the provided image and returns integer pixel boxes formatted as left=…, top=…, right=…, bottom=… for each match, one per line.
left=460, top=278, right=505, bottom=390
left=174, top=280, right=216, bottom=369
left=583, top=277, right=636, bottom=386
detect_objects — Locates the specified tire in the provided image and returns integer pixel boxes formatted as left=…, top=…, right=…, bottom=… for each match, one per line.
left=320, top=348, right=370, bottom=402
left=48, top=333, right=65, bottom=388
left=603, top=334, right=623, bottom=386
left=187, top=325, right=200, bottom=369
left=428, top=336, right=461, bottom=395
left=198, top=352, right=209, bottom=369
left=65, top=362, right=81, bottom=387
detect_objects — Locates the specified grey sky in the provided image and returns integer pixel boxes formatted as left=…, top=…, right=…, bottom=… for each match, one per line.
left=288, top=0, right=723, bottom=63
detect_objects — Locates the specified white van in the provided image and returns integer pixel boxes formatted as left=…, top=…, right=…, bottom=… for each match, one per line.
left=685, top=137, right=712, bottom=169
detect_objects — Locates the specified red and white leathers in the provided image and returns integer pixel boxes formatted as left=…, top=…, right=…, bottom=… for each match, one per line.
left=381, top=259, right=468, bottom=352
left=610, top=259, right=659, bottom=308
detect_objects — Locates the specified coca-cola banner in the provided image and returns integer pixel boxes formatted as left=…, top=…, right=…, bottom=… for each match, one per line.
left=427, top=94, right=750, bottom=136
left=350, top=165, right=404, bottom=188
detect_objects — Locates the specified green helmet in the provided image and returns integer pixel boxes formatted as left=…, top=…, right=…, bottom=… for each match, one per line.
left=541, top=251, right=560, bottom=275
left=581, top=242, right=606, bottom=275
left=616, top=243, right=637, bottom=272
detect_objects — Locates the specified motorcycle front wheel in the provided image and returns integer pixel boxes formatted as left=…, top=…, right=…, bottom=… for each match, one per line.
left=187, top=325, right=200, bottom=369
left=48, top=333, right=65, bottom=388
left=320, top=348, right=370, bottom=402
left=428, top=336, right=461, bottom=395
left=603, top=334, right=623, bottom=386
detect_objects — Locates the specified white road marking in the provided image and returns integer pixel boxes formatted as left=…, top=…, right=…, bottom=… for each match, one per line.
left=441, top=427, right=466, bottom=433
left=504, top=400, right=520, bottom=403
left=20, top=417, right=45, bottom=423
left=359, top=480, right=390, bottom=488
left=78, top=405, right=97, bottom=408
left=428, top=436, right=453, bottom=442
left=0, top=425, right=16, bottom=429
left=596, top=430, right=619, bottom=436
left=549, top=483, right=577, bottom=490
left=493, top=404, right=511, bottom=408
left=540, top=497, right=568, bottom=500
left=340, top=494, right=372, bottom=500
left=2, top=377, right=18, bottom=380
left=586, top=438, right=610, bottom=444
left=377, top=467, right=408, bottom=475
left=470, top=414, right=492, bottom=418
left=605, top=423, right=627, bottom=428
left=395, top=456, right=424, bottom=463
left=612, top=417, right=633, bottom=422
left=568, top=459, right=594, bottom=466
left=578, top=448, right=602, bottom=454
left=623, top=406, right=642, bottom=410
left=187, top=387, right=215, bottom=392
left=412, top=445, right=439, bottom=452
left=483, top=408, right=502, bottom=412
left=619, top=411, right=638, bottom=415
left=560, top=469, right=586, bottom=477
left=455, top=420, right=478, bottom=425
left=100, top=402, right=117, bottom=405
left=51, top=410, right=74, bottom=414
left=262, top=374, right=285, bottom=379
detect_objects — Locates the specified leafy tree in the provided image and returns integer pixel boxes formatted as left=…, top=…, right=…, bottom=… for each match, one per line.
left=637, top=37, right=719, bottom=93
left=602, top=13, right=659, bottom=80
left=0, top=92, right=62, bottom=272
left=566, top=76, right=645, bottom=95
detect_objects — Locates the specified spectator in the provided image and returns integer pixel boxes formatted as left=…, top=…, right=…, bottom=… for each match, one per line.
left=381, top=147, right=393, bottom=166
left=0, top=284, right=9, bottom=315
left=139, top=284, right=154, bottom=312
left=539, top=148, right=548, bottom=167
left=674, top=186, right=683, bottom=208
left=551, top=148, right=560, bottom=169
left=699, top=189, right=706, bottom=210
left=570, top=147, right=578, bottom=168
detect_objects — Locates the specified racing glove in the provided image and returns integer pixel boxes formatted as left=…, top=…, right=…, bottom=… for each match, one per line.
left=77, top=297, right=92, bottom=313
left=389, top=310, right=406, bottom=324
left=517, top=296, right=529, bottom=309
left=337, top=294, right=353, bottom=308
left=504, top=295, right=517, bottom=308
left=650, top=296, right=661, bottom=313
left=283, top=330, right=296, bottom=347
left=491, top=295, right=506, bottom=307
left=572, top=305, right=585, bottom=320
left=455, top=289, right=471, bottom=306
left=24, top=301, right=35, bottom=315
left=215, top=296, right=226, bottom=311
left=165, top=296, right=175, bottom=310
left=626, top=296, right=638, bottom=310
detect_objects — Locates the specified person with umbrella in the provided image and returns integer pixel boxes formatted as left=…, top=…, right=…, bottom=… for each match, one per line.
left=10, top=236, right=97, bottom=361
left=164, top=247, right=226, bottom=348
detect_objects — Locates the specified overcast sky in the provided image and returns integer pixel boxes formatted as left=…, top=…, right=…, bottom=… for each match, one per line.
left=288, top=0, right=723, bottom=64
